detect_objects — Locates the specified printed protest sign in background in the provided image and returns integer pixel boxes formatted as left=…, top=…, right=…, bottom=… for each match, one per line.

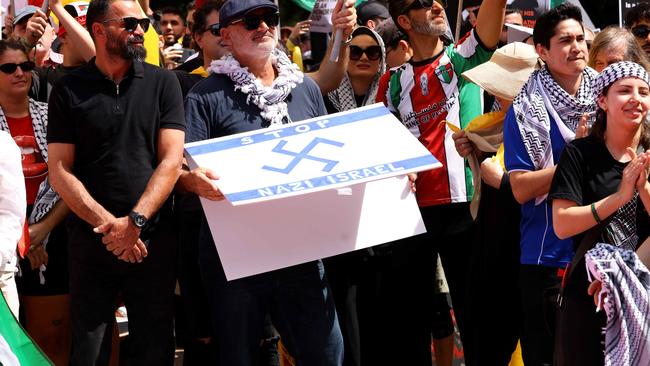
left=308, top=0, right=337, bottom=33
left=620, top=0, right=650, bottom=25
left=184, top=104, right=439, bottom=280
left=185, top=104, right=441, bottom=205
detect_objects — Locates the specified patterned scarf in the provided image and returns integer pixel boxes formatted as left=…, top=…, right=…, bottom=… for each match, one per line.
left=0, top=99, right=58, bottom=225
left=208, top=48, right=303, bottom=126
left=512, top=65, right=597, bottom=172
left=585, top=243, right=650, bottom=366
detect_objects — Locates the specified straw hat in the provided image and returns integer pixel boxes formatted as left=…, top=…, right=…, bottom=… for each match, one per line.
left=462, top=42, right=540, bottom=101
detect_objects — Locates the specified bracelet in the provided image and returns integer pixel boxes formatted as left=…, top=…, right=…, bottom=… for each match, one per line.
left=591, top=202, right=602, bottom=224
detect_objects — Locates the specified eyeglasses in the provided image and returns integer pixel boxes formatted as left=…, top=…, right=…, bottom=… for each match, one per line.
left=0, top=61, right=35, bottom=74
left=402, top=0, right=447, bottom=14
left=206, top=22, right=221, bottom=36
left=632, top=25, right=650, bottom=39
left=230, top=12, right=280, bottom=31
left=349, top=45, right=382, bottom=61
left=102, top=17, right=151, bottom=32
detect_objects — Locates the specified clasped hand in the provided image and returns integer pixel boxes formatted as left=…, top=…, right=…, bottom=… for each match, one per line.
left=94, top=216, right=148, bottom=263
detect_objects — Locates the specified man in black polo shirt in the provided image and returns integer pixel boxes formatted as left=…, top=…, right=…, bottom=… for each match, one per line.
left=46, top=0, right=185, bottom=364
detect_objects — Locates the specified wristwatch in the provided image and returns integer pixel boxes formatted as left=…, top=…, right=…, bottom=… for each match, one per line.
left=128, top=211, right=148, bottom=229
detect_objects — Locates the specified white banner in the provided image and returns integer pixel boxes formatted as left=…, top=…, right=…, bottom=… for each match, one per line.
left=185, top=104, right=441, bottom=280
left=308, top=0, right=337, bottom=33
left=185, top=103, right=441, bottom=205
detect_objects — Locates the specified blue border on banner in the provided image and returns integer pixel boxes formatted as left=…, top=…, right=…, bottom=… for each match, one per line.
left=225, top=155, right=438, bottom=203
left=185, top=105, right=390, bottom=156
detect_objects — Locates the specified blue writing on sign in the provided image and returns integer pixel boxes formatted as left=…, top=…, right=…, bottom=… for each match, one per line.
left=226, top=154, right=438, bottom=203
left=185, top=105, right=389, bottom=156
left=262, top=137, right=344, bottom=175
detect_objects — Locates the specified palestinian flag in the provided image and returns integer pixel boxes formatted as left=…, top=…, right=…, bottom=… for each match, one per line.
left=0, top=292, right=51, bottom=365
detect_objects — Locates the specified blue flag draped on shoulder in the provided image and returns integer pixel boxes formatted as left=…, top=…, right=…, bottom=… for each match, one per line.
left=0, top=292, right=51, bottom=365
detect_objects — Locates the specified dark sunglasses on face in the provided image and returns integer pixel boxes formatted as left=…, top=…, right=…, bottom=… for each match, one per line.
left=0, top=61, right=35, bottom=74
left=230, top=12, right=280, bottom=31
left=349, top=45, right=382, bottom=61
left=206, top=22, right=221, bottom=36
left=402, top=0, right=447, bottom=14
left=632, top=25, right=650, bottom=39
left=102, top=17, right=151, bottom=32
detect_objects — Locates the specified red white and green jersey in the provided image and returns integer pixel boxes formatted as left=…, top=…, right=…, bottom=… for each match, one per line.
left=376, top=30, right=493, bottom=207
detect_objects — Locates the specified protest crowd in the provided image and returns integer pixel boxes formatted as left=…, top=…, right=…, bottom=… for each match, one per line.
left=2, top=0, right=650, bottom=365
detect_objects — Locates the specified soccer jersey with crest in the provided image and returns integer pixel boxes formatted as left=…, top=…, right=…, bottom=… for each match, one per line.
left=376, top=30, right=493, bottom=207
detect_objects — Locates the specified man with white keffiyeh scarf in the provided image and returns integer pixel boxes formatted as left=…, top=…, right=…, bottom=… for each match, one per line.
left=502, top=4, right=597, bottom=365
left=178, top=0, right=357, bottom=364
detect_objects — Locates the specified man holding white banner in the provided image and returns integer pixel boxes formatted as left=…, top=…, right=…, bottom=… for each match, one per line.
left=179, top=0, right=355, bottom=365
left=376, top=0, right=507, bottom=363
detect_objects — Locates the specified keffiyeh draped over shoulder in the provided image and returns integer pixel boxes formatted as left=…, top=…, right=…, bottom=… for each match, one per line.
left=208, top=48, right=303, bottom=126
left=327, top=27, right=387, bottom=112
left=512, top=65, right=597, bottom=173
left=585, top=243, right=650, bottom=366
left=0, top=99, right=59, bottom=224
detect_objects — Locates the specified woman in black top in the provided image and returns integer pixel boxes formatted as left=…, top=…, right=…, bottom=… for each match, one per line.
left=549, top=61, right=650, bottom=365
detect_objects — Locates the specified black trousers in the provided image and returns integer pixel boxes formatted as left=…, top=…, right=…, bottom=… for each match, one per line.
left=68, top=216, right=177, bottom=366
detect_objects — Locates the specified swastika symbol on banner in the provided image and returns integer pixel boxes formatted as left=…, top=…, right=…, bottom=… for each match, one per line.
left=262, top=137, right=344, bottom=174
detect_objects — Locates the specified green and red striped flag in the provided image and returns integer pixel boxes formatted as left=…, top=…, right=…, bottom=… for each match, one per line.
left=0, top=292, right=51, bottom=365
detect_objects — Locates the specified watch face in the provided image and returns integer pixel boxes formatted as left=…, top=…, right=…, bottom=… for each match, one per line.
left=135, top=216, right=146, bottom=227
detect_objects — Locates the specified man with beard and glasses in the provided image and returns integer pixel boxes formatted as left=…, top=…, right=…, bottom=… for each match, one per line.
left=625, top=3, right=650, bottom=57
left=373, top=0, right=505, bottom=364
left=502, top=4, right=594, bottom=365
left=46, top=0, right=185, bottom=364
left=179, top=0, right=356, bottom=364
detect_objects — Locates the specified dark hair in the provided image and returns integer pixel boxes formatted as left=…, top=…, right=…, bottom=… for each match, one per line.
left=161, top=6, right=184, bottom=22
left=625, top=3, right=650, bottom=28
left=191, top=0, right=225, bottom=35
left=387, top=0, right=412, bottom=34
left=533, top=3, right=583, bottom=49
left=588, top=26, right=650, bottom=71
left=591, top=84, right=650, bottom=149
left=86, top=0, right=134, bottom=40
left=0, top=38, right=27, bottom=58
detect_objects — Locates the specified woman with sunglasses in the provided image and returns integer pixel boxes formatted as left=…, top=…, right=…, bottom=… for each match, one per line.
left=325, top=26, right=386, bottom=114
left=0, top=39, right=71, bottom=365
left=588, top=26, right=650, bottom=73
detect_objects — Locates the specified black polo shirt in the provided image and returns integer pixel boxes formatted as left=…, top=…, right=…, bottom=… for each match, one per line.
left=47, top=58, right=185, bottom=219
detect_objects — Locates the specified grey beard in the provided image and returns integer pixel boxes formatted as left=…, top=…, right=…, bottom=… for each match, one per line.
left=411, top=19, right=447, bottom=37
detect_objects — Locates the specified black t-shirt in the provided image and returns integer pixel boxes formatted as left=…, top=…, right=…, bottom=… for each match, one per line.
left=184, top=73, right=326, bottom=142
left=47, top=58, right=186, bottom=219
left=172, top=69, right=204, bottom=98
left=549, top=136, right=650, bottom=250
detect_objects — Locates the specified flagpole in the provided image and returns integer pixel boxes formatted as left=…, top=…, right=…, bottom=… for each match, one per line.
left=454, top=0, right=464, bottom=41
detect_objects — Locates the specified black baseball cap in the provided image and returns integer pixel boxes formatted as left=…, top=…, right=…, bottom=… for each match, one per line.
left=219, top=0, right=278, bottom=28
left=357, top=1, right=390, bottom=26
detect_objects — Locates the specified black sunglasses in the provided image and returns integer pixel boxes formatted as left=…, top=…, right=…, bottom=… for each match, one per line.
left=230, top=12, right=280, bottom=31
left=402, top=0, right=447, bottom=14
left=632, top=25, right=650, bottom=39
left=349, top=45, right=382, bottom=61
left=0, top=61, right=35, bottom=74
left=206, top=22, right=221, bottom=36
left=102, top=17, right=151, bottom=32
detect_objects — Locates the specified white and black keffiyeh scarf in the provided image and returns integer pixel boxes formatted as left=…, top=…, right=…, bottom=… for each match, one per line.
left=512, top=66, right=597, bottom=198
left=208, top=48, right=303, bottom=126
left=0, top=99, right=59, bottom=225
left=594, top=61, right=650, bottom=99
left=585, top=243, right=650, bottom=366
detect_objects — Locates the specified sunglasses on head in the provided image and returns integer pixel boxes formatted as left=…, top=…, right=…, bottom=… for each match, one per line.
left=632, top=25, right=650, bottom=39
left=349, top=45, right=382, bottom=61
left=230, top=12, right=280, bottom=31
left=206, top=22, right=221, bottom=36
left=0, top=61, right=35, bottom=74
left=402, top=0, right=447, bottom=14
left=102, top=17, right=151, bottom=32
